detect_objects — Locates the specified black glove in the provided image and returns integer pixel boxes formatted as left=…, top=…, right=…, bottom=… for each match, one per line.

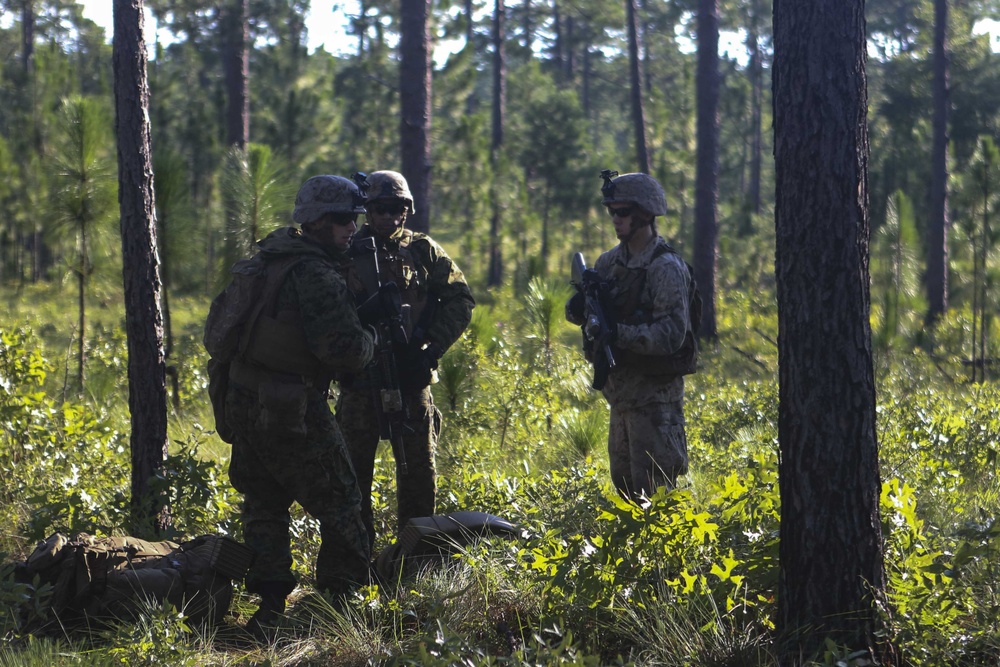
left=397, top=342, right=443, bottom=392
left=566, top=291, right=585, bottom=324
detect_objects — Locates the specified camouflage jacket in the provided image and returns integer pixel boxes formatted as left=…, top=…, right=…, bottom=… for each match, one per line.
left=246, top=226, right=374, bottom=377
left=349, top=224, right=475, bottom=353
left=593, top=235, right=691, bottom=408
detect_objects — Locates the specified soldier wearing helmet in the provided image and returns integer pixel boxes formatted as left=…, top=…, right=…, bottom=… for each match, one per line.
left=566, top=170, right=696, bottom=499
left=217, top=174, right=375, bottom=638
left=337, top=169, right=475, bottom=551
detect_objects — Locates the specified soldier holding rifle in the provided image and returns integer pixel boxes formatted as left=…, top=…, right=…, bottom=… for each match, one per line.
left=338, top=170, right=475, bottom=549
left=567, top=171, right=698, bottom=500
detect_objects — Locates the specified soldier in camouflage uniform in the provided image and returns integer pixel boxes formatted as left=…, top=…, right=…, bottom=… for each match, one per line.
left=336, top=170, right=475, bottom=549
left=566, top=172, right=693, bottom=499
left=221, top=174, right=374, bottom=636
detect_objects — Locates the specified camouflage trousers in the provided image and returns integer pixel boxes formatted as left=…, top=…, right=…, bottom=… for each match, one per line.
left=336, top=385, right=441, bottom=550
left=225, top=379, right=370, bottom=597
left=608, top=400, right=688, bottom=500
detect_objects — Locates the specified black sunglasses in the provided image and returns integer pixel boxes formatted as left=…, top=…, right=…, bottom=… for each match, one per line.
left=369, top=202, right=407, bottom=216
left=329, top=213, right=358, bottom=226
left=607, top=206, right=633, bottom=219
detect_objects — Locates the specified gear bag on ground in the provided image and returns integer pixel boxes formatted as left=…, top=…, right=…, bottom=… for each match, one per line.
left=8, top=532, right=254, bottom=633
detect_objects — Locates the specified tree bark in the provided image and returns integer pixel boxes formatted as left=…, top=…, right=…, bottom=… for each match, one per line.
left=113, top=0, right=170, bottom=537
left=746, top=0, right=763, bottom=222
left=773, top=1, right=886, bottom=662
left=400, top=0, right=433, bottom=234
left=626, top=0, right=650, bottom=174
left=488, top=0, right=506, bottom=287
left=927, top=0, right=950, bottom=323
left=222, top=0, right=250, bottom=149
left=693, top=0, right=719, bottom=338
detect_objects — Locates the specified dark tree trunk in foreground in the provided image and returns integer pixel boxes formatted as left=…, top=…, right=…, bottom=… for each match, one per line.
left=693, top=0, right=719, bottom=338
left=773, top=1, right=887, bottom=662
left=626, top=0, right=649, bottom=174
left=113, top=0, right=170, bottom=537
left=927, top=0, right=950, bottom=323
left=488, top=0, right=506, bottom=287
left=222, top=0, right=250, bottom=149
left=221, top=0, right=249, bottom=272
left=400, top=0, right=433, bottom=234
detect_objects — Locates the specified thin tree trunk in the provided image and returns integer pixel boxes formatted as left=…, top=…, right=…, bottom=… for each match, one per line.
left=113, top=0, right=170, bottom=537
left=400, top=0, right=433, bottom=234
left=488, top=0, right=506, bottom=287
left=746, top=0, right=763, bottom=220
left=223, top=0, right=250, bottom=149
left=927, top=0, right=950, bottom=323
left=76, top=237, right=85, bottom=391
left=693, top=0, right=719, bottom=338
left=21, top=0, right=34, bottom=73
left=773, top=1, right=887, bottom=662
left=522, top=0, right=532, bottom=51
left=626, top=0, right=650, bottom=174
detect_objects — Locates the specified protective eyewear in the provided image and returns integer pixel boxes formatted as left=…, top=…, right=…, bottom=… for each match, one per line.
left=329, top=213, right=358, bottom=226
left=607, top=206, right=634, bottom=219
left=369, top=202, right=407, bottom=217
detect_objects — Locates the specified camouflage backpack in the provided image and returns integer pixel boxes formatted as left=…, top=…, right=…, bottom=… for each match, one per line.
left=10, top=532, right=253, bottom=633
left=203, top=254, right=305, bottom=443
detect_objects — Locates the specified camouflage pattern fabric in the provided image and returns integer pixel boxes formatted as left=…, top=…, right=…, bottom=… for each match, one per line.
left=588, top=234, right=693, bottom=498
left=608, top=400, right=688, bottom=498
left=594, top=235, right=691, bottom=409
left=339, top=223, right=472, bottom=547
left=223, top=227, right=373, bottom=596
left=336, top=386, right=441, bottom=550
left=351, top=224, right=474, bottom=351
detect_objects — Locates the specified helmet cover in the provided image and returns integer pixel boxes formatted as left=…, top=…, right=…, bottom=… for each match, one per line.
left=600, top=171, right=667, bottom=216
left=293, top=174, right=367, bottom=225
left=366, top=170, right=415, bottom=214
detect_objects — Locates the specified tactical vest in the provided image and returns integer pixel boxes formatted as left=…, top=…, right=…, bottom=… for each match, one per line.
left=240, top=254, right=332, bottom=382
left=607, top=244, right=699, bottom=377
left=351, top=232, right=432, bottom=340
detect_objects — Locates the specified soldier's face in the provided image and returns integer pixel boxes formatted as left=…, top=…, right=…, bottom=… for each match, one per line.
left=307, top=213, right=357, bottom=251
left=608, top=204, right=635, bottom=239
left=366, top=198, right=408, bottom=237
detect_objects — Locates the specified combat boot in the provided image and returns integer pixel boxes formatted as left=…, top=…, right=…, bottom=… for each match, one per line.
left=245, top=582, right=288, bottom=642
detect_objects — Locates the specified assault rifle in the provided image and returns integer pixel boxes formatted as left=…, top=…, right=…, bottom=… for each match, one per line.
left=571, top=252, right=616, bottom=391
left=353, top=237, right=410, bottom=475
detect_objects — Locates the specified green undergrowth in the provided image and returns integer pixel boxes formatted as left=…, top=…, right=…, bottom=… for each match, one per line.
left=1, top=279, right=999, bottom=666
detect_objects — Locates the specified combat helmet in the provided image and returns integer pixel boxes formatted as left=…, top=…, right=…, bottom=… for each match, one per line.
left=293, top=174, right=367, bottom=225
left=366, top=170, right=415, bottom=214
left=600, top=170, right=667, bottom=216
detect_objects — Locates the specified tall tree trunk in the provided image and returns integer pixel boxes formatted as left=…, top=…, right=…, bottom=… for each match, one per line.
left=400, top=0, right=433, bottom=234
left=222, top=0, right=250, bottom=271
left=223, top=0, right=250, bottom=149
left=773, top=1, right=887, bottom=662
left=113, top=0, right=170, bottom=538
left=693, top=0, right=719, bottom=338
left=552, top=3, right=563, bottom=80
left=21, top=0, right=34, bottom=73
left=927, top=0, right=950, bottom=323
left=522, top=0, right=532, bottom=52
left=565, top=15, right=574, bottom=81
left=746, top=0, right=763, bottom=223
left=488, top=0, right=506, bottom=287
left=626, top=0, right=649, bottom=174
left=465, top=0, right=477, bottom=113
left=76, top=231, right=86, bottom=391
